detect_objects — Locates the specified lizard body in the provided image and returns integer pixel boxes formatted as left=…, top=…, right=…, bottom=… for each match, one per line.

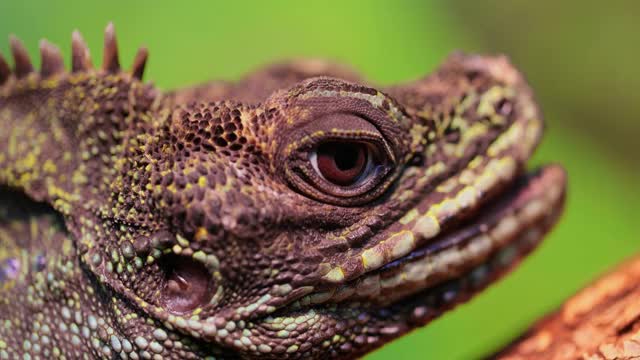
left=0, top=24, right=566, bottom=359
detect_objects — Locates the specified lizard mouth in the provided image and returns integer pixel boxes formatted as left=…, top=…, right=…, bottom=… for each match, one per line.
left=287, top=164, right=566, bottom=312
left=369, top=164, right=565, bottom=308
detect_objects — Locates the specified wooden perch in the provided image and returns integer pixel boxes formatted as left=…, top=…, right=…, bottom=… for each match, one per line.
left=491, top=255, right=640, bottom=360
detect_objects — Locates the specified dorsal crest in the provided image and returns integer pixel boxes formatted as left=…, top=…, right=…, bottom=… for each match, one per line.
left=0, top=22, right=148, bottom=90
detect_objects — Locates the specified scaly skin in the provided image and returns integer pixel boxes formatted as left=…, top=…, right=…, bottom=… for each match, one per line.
left=0, top=24, right=566, bottom=359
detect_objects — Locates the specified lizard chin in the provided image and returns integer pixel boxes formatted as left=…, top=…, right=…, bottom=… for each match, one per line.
left=282, top=164, right=566, bottom=315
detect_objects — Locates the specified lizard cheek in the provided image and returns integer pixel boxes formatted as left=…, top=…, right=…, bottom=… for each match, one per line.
left=159, top=255, right=213, bottom=314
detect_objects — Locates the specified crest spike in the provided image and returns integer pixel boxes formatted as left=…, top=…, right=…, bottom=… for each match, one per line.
left=9, top=35, right=34, bottom=78
left=0, top=52, right=9, bottom=85
left=39, top=39, right=65, bottom=77
left=130, top=47, right=148, bottom=80
left=71, top=30, right=92, bottom=72
left=102, top=22, right=120, bottom=73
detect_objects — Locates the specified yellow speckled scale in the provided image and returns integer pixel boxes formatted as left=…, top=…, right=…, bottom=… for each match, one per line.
left=0, top=23, right=566, bottom=359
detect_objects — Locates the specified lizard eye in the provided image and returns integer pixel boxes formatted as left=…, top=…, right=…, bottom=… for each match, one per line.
left=311, top=141, right=378, bottom=186
left=282, top=112, right=397, bottom=205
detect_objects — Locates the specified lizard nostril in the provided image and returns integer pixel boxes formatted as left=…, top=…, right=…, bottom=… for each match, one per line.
left=159, top=254, right=213, bottom=314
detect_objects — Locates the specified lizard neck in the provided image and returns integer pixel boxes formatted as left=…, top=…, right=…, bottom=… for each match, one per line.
left=0, top=74, right=167, bottom=216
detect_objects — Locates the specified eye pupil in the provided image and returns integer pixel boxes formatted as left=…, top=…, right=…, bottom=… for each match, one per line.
left=316, top=142, right=368, bottom=186
left=334, top=143, right=362, bottom=170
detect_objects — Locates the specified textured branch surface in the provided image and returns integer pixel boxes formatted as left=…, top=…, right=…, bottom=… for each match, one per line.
left=493, top=255, right=640, bottom=360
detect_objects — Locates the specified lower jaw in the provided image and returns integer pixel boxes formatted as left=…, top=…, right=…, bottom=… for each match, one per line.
left=289, top=165, right=566, bottom=313
left=394, top=195, right=564, bottom=327
left=369, top=164, right=567, bottom=308
left=316, top=201, right=564, bottom=360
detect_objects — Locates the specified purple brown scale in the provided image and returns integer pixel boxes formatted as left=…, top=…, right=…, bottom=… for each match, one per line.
left=0, top=23, right=568, bottom=359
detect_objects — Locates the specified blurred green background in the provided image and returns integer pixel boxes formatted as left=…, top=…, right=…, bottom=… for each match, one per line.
left=1, top=1, right=638, bottom=358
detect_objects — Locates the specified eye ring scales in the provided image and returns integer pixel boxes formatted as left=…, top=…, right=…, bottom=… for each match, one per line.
left=281, top=111, right=399, bottom=205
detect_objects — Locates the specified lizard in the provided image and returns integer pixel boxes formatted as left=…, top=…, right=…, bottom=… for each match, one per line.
left=0, top=23, right=567, bottom=359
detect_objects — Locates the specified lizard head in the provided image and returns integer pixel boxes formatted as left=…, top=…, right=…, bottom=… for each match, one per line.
left=0, top=23, right=566, bottom=359
left=81, top=52, right=565, bottom=357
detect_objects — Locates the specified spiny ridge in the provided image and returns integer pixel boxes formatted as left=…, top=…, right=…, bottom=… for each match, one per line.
left=1, top=23, right=148, bottom=89
left=39, top=40, right=65, bottom=78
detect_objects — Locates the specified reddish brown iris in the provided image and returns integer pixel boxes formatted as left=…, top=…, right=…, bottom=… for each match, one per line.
left=316, top=142, right=368, bottom=186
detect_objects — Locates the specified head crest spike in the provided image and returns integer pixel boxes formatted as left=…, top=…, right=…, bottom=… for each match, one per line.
left=71, top=30, right=92, bottom=72
left=9, top=35, right=34, bottom=78
left=39, top=39, right=64, bottom=78
left=102, top=22, right=120, bottom=73
left=0, top=52, right=9, bottom=85
left=130, top=47, right=148, bottom=80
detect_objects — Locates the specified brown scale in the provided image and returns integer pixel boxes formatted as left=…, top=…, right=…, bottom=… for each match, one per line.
left=0, top=23, right=566, bottom=360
